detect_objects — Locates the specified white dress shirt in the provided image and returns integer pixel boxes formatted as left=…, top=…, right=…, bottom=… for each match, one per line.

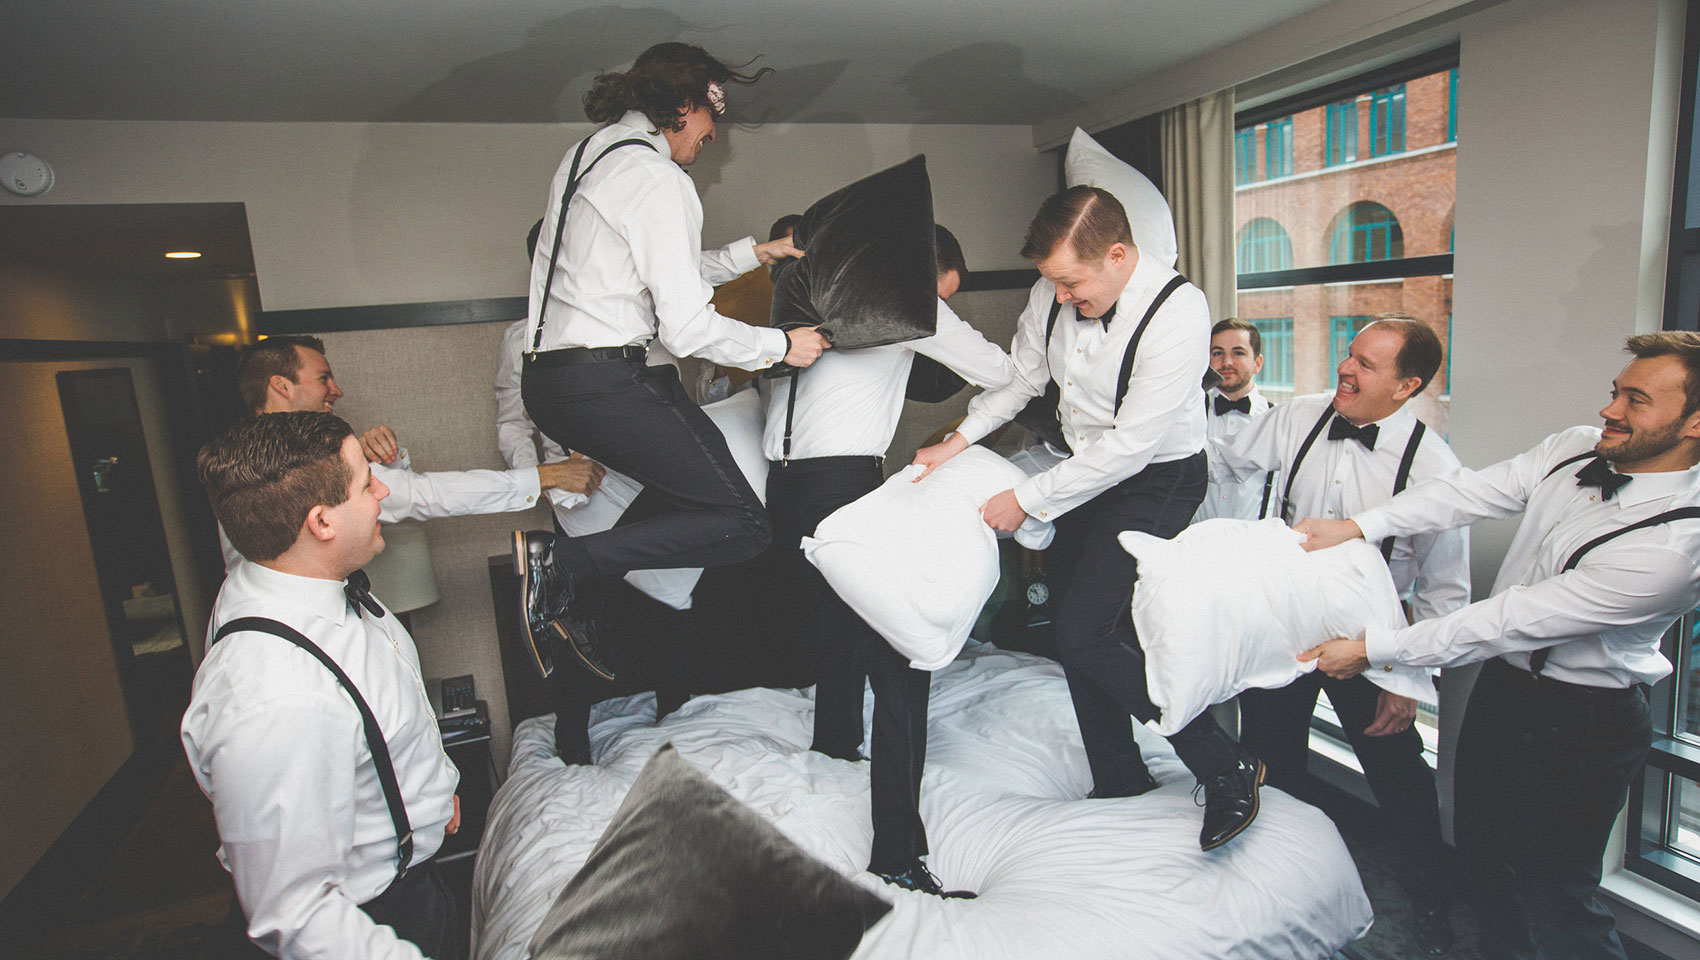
left=955, top=252, right=1210, bottom=521
left=219, top=452, right=544, bottom=572
left=1355, top=426, right=1700, bottom=688
left=524, top=110, right=788, bottom=370
left=1194, top=386, right=1275, bottom=522
left=182, top=562, right=459, bottom=960
left=1211, top=393, right=1471, bottom=624
left=760, top=299, right=1013, bottom=460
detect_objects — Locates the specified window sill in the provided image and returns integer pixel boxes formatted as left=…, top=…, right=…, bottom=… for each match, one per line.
left=1599, top=869, right=1700, bottom=953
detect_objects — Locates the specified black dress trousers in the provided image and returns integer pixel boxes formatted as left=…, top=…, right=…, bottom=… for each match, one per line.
left=1046, top=452, right=1239, bottom=794
left=767, top=456, right=933, bottom=873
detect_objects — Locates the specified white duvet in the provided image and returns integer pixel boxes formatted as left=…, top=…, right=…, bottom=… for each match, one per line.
left=472, top=643, right=1372, bottom=959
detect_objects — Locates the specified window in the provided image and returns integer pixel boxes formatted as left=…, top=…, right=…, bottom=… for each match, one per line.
left=1250, top=318, right=1294, bottom=396
left=1235, top=127, right=1257, bottom=185
left=1371, top=85, right=1406, bottom=156
left=1326, top=99, right=1358, bottom=166
left=1628, top=0, right=1700, bottom=902
left=1329, top=202, right=1405, bottom=263
left=1237, top=218, right=1294, bottom=273
left=1265, top=116, right=1294, bottom=179
left=1448, top=67, right=1459, bottom=142
left=1329, top=315, right=1376, bottom=374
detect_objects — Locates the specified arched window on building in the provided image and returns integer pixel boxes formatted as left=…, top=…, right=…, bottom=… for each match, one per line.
left=1236, top=218, right=1294, bottom=274
left=1328, top=202, right=1404, bottom=263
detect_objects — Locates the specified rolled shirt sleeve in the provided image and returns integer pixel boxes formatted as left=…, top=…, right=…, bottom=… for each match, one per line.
left=373, top=459, right=542, bottom=523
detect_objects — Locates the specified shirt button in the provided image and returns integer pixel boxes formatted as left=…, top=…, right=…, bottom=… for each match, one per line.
left=1326, top=509, right=1335, bottom=516
left=1382, top=664, right=1394, bottom=672
left=1066, top=380, right=1073, bottom=386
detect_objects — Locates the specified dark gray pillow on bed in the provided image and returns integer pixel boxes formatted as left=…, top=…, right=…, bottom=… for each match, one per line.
left=526, top=744, right=892, bottom=960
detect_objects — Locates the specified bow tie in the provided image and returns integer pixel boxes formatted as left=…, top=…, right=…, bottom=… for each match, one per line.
left=1575, top=456, right=1633, bottom=501
left=1327, top=416, right=1379, bottom=450
left=1213, top=394, right=1252, bottom=417
left=344, top=569, right=386, bottom=618
left=1078, top=303, right=1117, bottom=331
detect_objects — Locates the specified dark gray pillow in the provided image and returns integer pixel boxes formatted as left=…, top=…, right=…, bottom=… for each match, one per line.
left=769, top=155, right=939, bottom=350
left=527, top=744, right=892, bottom=960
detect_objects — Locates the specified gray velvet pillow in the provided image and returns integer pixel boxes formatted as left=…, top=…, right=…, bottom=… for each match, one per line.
left=527, top=744, right=892, bottom=960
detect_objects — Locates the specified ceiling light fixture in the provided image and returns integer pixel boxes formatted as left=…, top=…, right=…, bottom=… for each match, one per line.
left=164, top=251, right=202, bottom=259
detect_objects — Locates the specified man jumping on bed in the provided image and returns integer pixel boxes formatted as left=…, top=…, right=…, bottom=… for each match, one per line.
left=185, top=411, right=463, bottom=959
left=766, top=225, right=1012, bottom=897
left=913, top=186, right=1263, bottom=851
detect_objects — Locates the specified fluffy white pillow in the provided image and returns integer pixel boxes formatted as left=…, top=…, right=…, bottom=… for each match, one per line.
left=803, top=447, right=1051, bottom=670
left=551, top=388, right=770, bottom=612
left=1119, top=517, right=1435, bottom=735
left=1065, top=127, right=1178, bottom=269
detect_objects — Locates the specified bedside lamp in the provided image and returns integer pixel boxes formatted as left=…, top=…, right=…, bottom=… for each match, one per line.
left=365, top=522, right=440, bottom=625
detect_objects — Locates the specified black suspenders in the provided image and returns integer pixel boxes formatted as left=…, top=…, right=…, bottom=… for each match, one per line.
left=1280, top=403, right=1425, bottom=562
left=530, top=136, right=658, bottom=353
left=1523, top=453, right=1700, bottom=675
left=212, top=616, right=416, bottom=884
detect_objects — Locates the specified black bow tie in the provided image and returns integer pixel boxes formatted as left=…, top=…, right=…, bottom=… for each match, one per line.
left=1213, top=394, right=1252, bottom=417
left=1575, top=456, right=1633, bottom=501
left=1078, top=303, right=1117, bottom=331
left=1327, top=416, right=1379, bottom=450
left=344, top=569, right=386, bottom=619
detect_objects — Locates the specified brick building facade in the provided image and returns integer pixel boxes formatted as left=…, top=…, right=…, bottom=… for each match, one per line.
left=1233, top=68, right=1457, bottom=405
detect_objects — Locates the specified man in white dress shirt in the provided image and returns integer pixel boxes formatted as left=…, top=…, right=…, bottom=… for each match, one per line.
left=1209, top=318, right=1466, bottom=954
left=1194, top=318, right=1276, bottom=522
left=913, top=186, right=1262, bottom=851
left=765, top=229, right=1012, bottom=896
left=184, top=412, right=462, bottom=959
left=222, top=336, right=599, bottom=572
left=1300, top=331, right=1700, bottom=960
left=513, top=42, right=829, bottom=688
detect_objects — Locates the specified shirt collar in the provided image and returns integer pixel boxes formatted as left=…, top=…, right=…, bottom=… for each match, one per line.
left=615, top=110, right=673, bottom=161
left=1610, top=461, right=1700, bottom=508
left=1111, top=247, right=1163, bottom=319
left=236, top=561, right=357, bottom=628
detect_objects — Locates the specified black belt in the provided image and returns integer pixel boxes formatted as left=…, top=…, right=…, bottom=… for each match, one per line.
left=773, top=455, right=884, bottom=471
left=1487, top=656, right=1646, bottom=699
left=529, top=345, right=646, bottom=366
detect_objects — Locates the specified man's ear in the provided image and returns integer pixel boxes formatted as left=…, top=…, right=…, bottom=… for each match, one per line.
left=1391, top=375, right=1423, bottom=403
left=268, top=373, right=294, bottom=404
left=1681, top=408, right=1700, bottom=441
left=303, top=503, right=336, bottom=543
left=1252, top=354, right=1265, bottom=375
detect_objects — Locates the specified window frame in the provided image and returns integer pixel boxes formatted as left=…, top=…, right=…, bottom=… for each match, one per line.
left=1266, top=116, right=1294, bottom=179
left=1326, top=99, right=1359, bottom=166
left=1235, top=126, right=1257, bottom=185
left=1371, top=84, right=1407, bottom=157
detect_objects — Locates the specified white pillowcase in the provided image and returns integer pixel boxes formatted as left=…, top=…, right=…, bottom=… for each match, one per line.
left=1119, top=517, right=1436, bottom=736
left=1065, top=127, right=1178, bottom=270
left=551, top=388, right=771, bottom=612
left=803, top=447, right=1052, bottom=670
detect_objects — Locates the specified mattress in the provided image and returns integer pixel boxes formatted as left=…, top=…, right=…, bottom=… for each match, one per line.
left=472, top=642, right=1373, bottom=959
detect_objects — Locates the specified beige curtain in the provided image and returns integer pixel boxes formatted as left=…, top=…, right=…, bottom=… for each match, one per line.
left=1160, top=89, right=1237, bottom=322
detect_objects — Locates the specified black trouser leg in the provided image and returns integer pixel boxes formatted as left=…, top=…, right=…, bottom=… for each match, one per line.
left=653, top=604, right=695, bottom=720
left=522, top=359, right=771, bottom=578
left=1237, top=672, right=1326, bottom=794
left=1457, top=660, right=1650, bottom=960
left=866, top=639, right=932, bottom=873
left=358, top=861, right=463, bottom=960
left=552, top=647, right=594, bottom=764
left=1049, top=454, right=1237, bottom=788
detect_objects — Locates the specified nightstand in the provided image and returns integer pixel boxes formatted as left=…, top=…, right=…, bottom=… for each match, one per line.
left=437, top=700, right=495, bottom=863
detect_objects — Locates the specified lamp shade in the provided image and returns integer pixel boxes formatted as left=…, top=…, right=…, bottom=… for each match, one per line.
left=364, top=522, right=440, bottom=614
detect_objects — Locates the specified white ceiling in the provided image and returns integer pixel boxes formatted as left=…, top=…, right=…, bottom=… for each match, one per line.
left=0, top=0, right=1338, bottom=125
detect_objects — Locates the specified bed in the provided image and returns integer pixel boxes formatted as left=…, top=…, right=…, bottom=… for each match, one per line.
left=472, top=641, right=1374, bottom=959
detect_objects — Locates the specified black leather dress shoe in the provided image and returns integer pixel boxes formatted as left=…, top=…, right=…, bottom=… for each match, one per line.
left=512, top=530, right=614, bottom=681
left=1197, top=750, right=1266, bottom=851
left=872, top=861, right=977, bottom=899
left=1412, top=906, right=1454, bottom=956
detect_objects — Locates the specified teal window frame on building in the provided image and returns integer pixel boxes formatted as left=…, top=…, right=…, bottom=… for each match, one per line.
left=1329, top=202, right=1405, bottom=263
left=1371, top=85, right=1406, bottom=156
left=1235, top=126, right=1257, bottom=185
left=1326, top=99, right=1358, bottom=166
left=1448, top=68, right=1459, bottom=142
left=1236, top=218, right=1294, bottom=274
left=1250, top=318, right=1295, bottom=390
left=1265, top=116, right=1294, bottom=178
left=1328, top=316, right=1377, bottom=376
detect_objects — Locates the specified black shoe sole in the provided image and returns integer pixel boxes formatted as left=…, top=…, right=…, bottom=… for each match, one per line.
left=552, top=618, right=615, bottom=682
left=1200, top=758, right=1267, bottom=852
left=513, top=531, right=553, bottom=680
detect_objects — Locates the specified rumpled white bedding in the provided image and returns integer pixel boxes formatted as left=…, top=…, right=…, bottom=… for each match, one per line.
left=472, top=643, right=1373, bottom=960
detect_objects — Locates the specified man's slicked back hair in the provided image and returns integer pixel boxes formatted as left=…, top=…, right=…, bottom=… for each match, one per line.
left=1212, top=317, right=1262, bottom=358
left=197, top=412, right=354, bottom=563
left=1627, top=330, right=1700, bottom=417
left=1020, top=186, right=1134, bottom=263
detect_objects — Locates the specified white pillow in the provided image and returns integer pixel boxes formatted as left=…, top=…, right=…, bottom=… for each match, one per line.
left=1065, top=127, right=1178, bottom=269
left=1119, top=517, right=1435, bottom=736
left=551, top=388, right=770, bottom=612
left=803, top=447, right=1052, bottom=670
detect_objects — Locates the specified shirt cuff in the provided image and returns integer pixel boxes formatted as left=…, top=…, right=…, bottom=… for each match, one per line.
left=728, top=236, right=760, bottom=275
left=955, top=412, right=998, bottom=446
left=1352, top=508, right=1392, bottom=545
left=512, top=467, right=543, bottom=506
left=1363, top=623, right=1404, bottom=671
left=1011, top=477, right=1054, bottom=522
left=548, top=488, right=589, bottom=511
left=759, top=327, right=789, bottom=368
